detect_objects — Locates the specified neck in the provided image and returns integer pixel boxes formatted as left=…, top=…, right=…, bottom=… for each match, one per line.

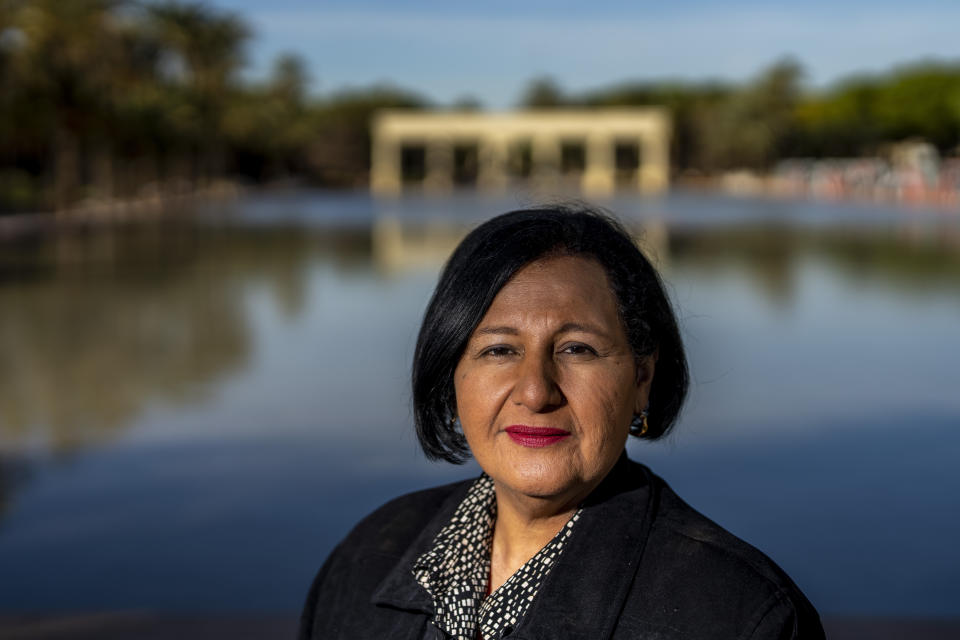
left=495, top=490, right=576, bottom=547
left=486, top=481, right=593, bottom=594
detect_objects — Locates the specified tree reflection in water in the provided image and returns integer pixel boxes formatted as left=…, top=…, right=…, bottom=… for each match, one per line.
left=0, top=222, right=371, bottom=512
left=0, top=208, right=958, bottom=614
left=668, top=223, right=960, bottom=306
left=2, top=219, right=956, bottom=456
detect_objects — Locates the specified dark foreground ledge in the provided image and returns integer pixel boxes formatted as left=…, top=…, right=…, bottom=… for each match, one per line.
left=1, top=614, right=959, bottom=639
left=0, top=614, right=297, bottom=640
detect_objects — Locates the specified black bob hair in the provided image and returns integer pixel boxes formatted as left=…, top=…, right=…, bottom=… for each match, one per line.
left=412, top=205, right=688, bottom=464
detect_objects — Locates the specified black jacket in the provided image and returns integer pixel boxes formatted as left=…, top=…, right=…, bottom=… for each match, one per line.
left=299, top=456, right=825, bottom=639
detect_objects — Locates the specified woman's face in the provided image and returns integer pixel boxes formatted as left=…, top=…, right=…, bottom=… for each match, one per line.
left=453, top=255, right=655, bottom=506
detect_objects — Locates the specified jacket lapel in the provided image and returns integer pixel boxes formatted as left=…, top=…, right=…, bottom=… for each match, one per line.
left=370, top=458, right=657, bottom=640
left=510, top=456, right=657, bottom=640
left=371, top=478, right=476, bottom=616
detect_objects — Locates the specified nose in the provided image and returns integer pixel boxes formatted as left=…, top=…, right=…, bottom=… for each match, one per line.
left=512, top=352, right=565, bottom=412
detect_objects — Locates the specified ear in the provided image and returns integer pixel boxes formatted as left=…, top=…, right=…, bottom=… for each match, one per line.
left=633, top=349, right=658, bottom=414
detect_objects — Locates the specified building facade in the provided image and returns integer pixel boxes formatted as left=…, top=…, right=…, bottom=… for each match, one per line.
left=370, top=109, right=671, bottom=196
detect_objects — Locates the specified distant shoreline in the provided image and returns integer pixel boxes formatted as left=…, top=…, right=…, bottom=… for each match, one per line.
left=2, top=181, right=957, bottom=244
left=0, top=182, right=242, bottom=242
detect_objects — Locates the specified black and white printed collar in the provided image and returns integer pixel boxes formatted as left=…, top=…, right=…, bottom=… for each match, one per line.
left=412, top=474, right=581, bottom=640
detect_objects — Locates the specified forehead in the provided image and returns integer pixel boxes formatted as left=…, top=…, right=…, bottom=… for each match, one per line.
left=480, top=255, right=621, bottom=324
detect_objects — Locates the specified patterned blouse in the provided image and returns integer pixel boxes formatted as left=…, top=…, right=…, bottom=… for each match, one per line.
left=412, top=475, right=582, bottom=640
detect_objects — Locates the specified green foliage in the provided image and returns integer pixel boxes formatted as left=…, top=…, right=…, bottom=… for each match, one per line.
left=795, top=63, right=960, bottom=156
left=306, top=86, right=427, bottom=187
left=525, top=58, right=960, bottom=172
left=0, top=0, right=424, bottom=210
left=3, top=0, right=960, bottom=211
left=580, top=80, right=732, bottom=171
left=697, top=59, right=804, bottom=170
left=451, top=95, right=483, bottom=111
left=520, top=76, right=565, bottom=108
left=579, top=60, right=802, bottom=172
left=0, top=168, right=41, bottom=213
left=579, top=59, right=804, bottom=171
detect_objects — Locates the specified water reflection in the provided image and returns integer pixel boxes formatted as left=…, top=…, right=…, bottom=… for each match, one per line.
left=670, top=224, right=960, bottom=303
left=0, top=454, right=30, bottom=521
left=0, top=224, right=375, bottom=455
left=0, top=197, right=958, bottom=615
left=2, top=214, right=958, bottom=460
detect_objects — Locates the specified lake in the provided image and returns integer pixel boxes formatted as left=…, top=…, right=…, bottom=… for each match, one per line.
left=0, top=190, right=958, bottom=618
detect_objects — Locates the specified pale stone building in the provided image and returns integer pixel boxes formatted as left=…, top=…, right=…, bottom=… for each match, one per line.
left=370, top=109, right=671, bottom=196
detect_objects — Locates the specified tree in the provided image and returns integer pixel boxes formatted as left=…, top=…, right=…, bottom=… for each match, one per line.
left=793, top=62, right=960, bottom=157
left=519, top=76, right=566, bottom=108
left=3, top=0, right=130, bottom=208
left=581, top=80, right=733, bottom=173
left=451, top=95, right=483, bottom=111
left=146, top=1, right=250, bottom=183
left=306, top=86, right=427, bottom=187
left=694, top=59, right=804, bottom=171
left=270, top=53, right=310, bottom=105
left=221, top=53, right=313, bottom=181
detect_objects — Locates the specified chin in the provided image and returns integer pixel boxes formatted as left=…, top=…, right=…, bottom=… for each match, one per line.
left=505, top=464, right=578, bottom=500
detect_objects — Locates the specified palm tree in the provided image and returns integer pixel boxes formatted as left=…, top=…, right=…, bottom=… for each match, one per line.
left=146, top=1, right=250, bottom=185
left=4, top=0, right=128, bottom=209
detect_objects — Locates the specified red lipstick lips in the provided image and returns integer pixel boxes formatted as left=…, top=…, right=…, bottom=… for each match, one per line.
left=504, top=425, right=571, bottom=448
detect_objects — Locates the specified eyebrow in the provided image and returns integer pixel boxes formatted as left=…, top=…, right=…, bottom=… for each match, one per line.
left=474, top=326, right=519, bottom=336
left=557, top=322, right=612, bottom=339
left=472, top=323, right=611, bottom=338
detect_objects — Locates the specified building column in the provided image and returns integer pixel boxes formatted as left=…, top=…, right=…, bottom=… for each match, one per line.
left=583, top=133, right=614, bottom=196
left=477, top=134, right=509, bottom=191
left=532, top=135, right=561, bottom=187
left=639, top=132, right=669, bottom=193
left=424, top=137, right=454, bottom=192
left=370, top=134, right=402, bottom=196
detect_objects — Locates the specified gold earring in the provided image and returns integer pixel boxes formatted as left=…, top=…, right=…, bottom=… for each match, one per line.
left=630, top=408, right=649, bottom=437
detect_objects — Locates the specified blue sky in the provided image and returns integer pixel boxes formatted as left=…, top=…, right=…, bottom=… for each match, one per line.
left=207, top=0, right=960, bottom=106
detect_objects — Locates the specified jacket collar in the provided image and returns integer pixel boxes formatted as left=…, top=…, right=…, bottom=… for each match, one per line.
left=371, top=454, right=658, bottom=640
left=370, top=477, right=475, bottom=616
left=510, top=455, right=657, bottom=640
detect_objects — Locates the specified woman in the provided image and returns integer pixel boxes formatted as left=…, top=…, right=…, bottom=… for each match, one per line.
left=300, top=206, right=824, bottom=640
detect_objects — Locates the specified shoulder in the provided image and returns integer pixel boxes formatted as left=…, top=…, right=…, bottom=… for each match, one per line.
left=651, top=477, right=804, bottom=598
left=620, top=464, right=824, bottom=639
left=332, top=478, right=471, bottom=558
left=298, top=478, right=472, bottom=640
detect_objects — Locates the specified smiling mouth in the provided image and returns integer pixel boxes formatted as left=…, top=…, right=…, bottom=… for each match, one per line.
left=503, top=425, right=571, bottom=448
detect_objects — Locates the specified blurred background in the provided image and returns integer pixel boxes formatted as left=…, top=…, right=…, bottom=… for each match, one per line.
left=1, top=1, right=959, bottom=638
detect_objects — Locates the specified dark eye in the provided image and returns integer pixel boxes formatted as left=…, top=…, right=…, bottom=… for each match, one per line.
left=560, top=343, right=598, bottom=357
left=481, top=345, right=515, bottom=358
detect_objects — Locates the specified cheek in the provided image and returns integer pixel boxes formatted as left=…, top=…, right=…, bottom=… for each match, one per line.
left=453, top=364, right=504, bottom=425
left=567, top=368, right=637, bottom=434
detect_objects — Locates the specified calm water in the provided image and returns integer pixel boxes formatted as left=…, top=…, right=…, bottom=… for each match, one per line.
left=0, top=191, right=958, bottom=616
